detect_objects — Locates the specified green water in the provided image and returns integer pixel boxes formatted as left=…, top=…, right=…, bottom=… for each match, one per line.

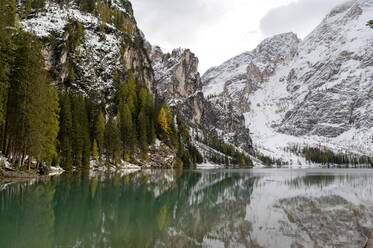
left=1, top=169, right=373, bottom=248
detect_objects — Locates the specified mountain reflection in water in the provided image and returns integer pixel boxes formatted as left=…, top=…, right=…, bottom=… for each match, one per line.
left=0, top=169, right=373, bottom=248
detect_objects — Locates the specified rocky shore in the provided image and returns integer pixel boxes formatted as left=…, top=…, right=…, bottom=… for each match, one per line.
left=0, top=167, right=39, bottom=180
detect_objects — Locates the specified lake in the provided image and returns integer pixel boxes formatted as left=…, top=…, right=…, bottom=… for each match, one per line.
left=1, top=168, right=373, bottom=248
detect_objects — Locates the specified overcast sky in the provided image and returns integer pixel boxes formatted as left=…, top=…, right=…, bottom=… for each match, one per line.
left=132, top=0, right=347, bottom=74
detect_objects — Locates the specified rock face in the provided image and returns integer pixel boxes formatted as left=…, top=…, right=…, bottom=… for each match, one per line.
left=150, top=47, right=202, bottom=100
left=202, top=32, right=300, bottom=100
left=21, top=0, right=154, bottom=100
left=146, top=142, right=179, bottom=168
left=202, top=0, right=373, bottom=159
left=149, top=46, right=254, bottom=153
left=279, top=0, right=373, bottom=138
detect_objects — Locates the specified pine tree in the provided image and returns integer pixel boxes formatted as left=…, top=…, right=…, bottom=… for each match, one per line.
left=119, top=72, right=137, bottom=113
left=164, top=103, right=178, bottom=146
left=119, top=102, right=135, bottom=155
left=138, top=108, right=148, bottom=152
left=94, top=111, right=105, bottom=156
left=92, top=139, right=99, bottom=159
left=58, top=93, right=73, bottom=170
left=6, top=32, right=59, bottom=168
left=31, top=0, right=46, bottom=12
left=79, top=0, right=95, bottom=13
left=28, top=76, right=60, bottom=165
left=367, top=20, right=373, bottom=29
left=117, top=72, right=138, bottom=153
left=148, top=119, right=156, bottom=145
left=139, top=87, right=156, bottom=145
left=104, top=118, right=121, bottom=164
left=0, top=0, right=16, bottom=147
left=71, top=95, right=90, bottom=168
left=81, top=99, right=91, bottom=169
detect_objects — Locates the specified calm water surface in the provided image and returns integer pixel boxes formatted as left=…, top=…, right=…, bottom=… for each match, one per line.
left=1, top=168, right=373, bottom=248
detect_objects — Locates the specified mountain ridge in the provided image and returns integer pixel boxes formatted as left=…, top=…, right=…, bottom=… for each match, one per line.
left=201, top=0, right=373, bottom=164
left=15, top=0, right=373, bottom=168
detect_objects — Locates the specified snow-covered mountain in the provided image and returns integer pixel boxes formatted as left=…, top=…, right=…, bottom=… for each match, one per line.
left=202, top=0, right=373, bottom=164
left=20, top=0, right=372, bottom=166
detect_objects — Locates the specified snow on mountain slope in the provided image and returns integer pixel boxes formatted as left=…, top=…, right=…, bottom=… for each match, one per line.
left=282, top=0, right=373, bottom=138
left=203, top=32, right=299, bottom=97
left=202, top=0, right=373, bottom=165
left=21, top=1, right=154, bottom=98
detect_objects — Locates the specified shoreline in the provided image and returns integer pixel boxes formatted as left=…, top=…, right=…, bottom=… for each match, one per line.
left=0, top=166, right=64, bottom=181
left=0, top=167, right=40, bottom=180
left=2, top=165, right=373, bottom=182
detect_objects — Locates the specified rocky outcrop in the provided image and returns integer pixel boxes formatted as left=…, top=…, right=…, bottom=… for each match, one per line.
left=0, top=168, right=39, bottom=179
left=149, top=46, right=254, bottom=153
left=279, top=0, right=373, bottom=138
left=150, top=47, right=202, bottom=100
left=145, top=142, right=180, bottom=168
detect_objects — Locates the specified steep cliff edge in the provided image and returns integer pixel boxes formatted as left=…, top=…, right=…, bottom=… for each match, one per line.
left=148, top=46, right=254, bottom=154
left=202, top=0, right=373, bottom=165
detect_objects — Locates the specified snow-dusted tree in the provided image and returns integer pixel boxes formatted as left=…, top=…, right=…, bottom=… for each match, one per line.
left=367, top=20, right=373, bottom=29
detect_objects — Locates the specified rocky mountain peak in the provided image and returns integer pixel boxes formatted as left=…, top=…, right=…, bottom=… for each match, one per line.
left=202, top=32, right=300, bottom=98
left=202, top=0, right=373, bottom=163
left=149, top=46, right=202, bottom=100
left=254, top=32, right=300, bottom=63
left=326, top=1, right=356, bottom=18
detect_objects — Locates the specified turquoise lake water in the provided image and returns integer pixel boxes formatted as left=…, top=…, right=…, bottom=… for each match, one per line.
left=1, top=168, right=373, bottom=247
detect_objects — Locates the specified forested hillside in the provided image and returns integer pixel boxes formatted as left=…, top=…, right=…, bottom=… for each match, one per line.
left=0, top=0, right=208, bottom=172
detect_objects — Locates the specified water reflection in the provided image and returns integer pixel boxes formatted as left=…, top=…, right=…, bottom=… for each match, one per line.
left=0, top=169, right=373, bottom=248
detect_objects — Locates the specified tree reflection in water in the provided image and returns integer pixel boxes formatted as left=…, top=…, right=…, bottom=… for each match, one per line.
left=0, top=169, right=373, bottom=248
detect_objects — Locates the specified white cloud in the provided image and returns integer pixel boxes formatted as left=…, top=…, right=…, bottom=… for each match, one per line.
left=131, top=0, right=346, bottom=73
left=260, top=0, right=348, bottom=37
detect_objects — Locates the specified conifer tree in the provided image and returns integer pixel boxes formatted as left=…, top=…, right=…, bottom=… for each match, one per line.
left=71, top=95, right=90, bottom=168
left=58, top=93, right=73, bottom=170
left=104, top=118, right=121, bottom=164
left=367, top=20, right=373, bottom=29
left=94, top=111, right=105, bottom=156
left=92, top=139, right=99, bottom=159
left=6, top=32, right=59, bottom=167
left=138, top=108, right=148, bottom=152
left=138, top=87, right=156, bottom=145
left=164, top=103, right=178, bottom=146
left=78, top=0, right=95, bottom=13
left=119, top=102, right=135, bottom=155
left=28, top=76, right=60, bottom=165
left=31, top=0, right=46, bottom=12
left=0, top=0, right=16, bottom=141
